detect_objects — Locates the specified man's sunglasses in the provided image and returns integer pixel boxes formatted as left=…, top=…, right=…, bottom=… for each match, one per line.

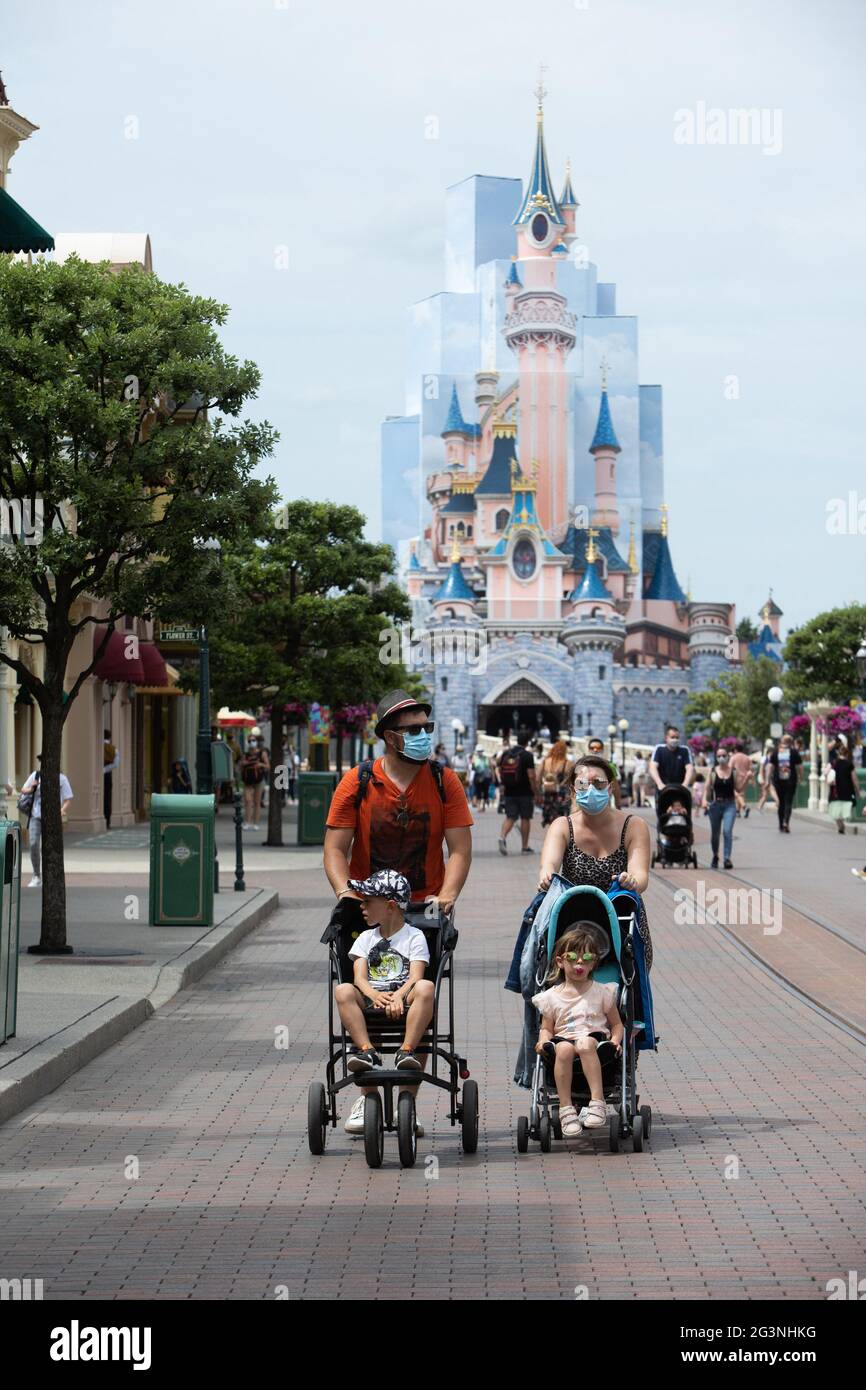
left=395, top=722, right=435, bottom=734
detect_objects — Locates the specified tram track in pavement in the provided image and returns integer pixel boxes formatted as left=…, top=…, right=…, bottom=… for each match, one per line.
left=649, top=865, right=866, bottom=1048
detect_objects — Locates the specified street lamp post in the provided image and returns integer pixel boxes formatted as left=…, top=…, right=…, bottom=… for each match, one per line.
left=607, top=722, right=617, bottom=760
left=856, top=639, right=866, bottom=700
left=768, top=685, right=783, bottom=744
left=711, top=709, right=722, bottom=760
left=618, top=717, right=629, bottom=768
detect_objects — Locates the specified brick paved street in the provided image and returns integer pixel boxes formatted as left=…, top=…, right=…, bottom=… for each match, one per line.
left=0, top=807, right=864, bottom=1301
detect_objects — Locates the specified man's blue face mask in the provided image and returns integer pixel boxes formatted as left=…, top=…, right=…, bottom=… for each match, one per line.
left=396, top=728, right=432, bottom=763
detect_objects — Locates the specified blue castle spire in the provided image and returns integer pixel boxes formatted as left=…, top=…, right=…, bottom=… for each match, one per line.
left=590, top=384, right=621, bottom=454
left=570, top=559, right=613, bottom=603
left=506, top=260, right=522, bottom=287
left=433, top=547, right=476, bottom=604
left=513, top=96, right=565, bottom=228
left=644, top=532, right=686, bottom=602
left=559, top=160, right=578, bottom=208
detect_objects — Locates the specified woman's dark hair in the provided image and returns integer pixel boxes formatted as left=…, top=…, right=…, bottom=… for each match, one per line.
left=568, top=754, right=612, bottom=789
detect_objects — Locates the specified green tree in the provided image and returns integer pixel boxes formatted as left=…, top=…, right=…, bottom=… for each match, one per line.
left=783, top=604, right=866, bottom=704
left=736, top=616, right=758, bottom=643
left=207, top=501, right=413, bottom=846
left=0, top=256, right=277, bottom=951
left=684, top=655, right=787, bottom=745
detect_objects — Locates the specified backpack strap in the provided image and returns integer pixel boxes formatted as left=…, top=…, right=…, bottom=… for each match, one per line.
left=428, top=758, right=446, bottom=804
left=354, top=759, right=375, bottom=809
left=620, top=814, right=633, bottom=847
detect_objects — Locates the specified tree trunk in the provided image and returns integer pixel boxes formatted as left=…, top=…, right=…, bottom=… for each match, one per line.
left=265, top=703, right=285, bottom=847
left=335, top=731, right=344, bottom=777
left=33, top=695, right=71, bottom=953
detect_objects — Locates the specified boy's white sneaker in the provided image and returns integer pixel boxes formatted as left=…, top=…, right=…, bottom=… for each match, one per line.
left=344, top=1097, right=366, bottom=1134
left=27, top=876, right=42, bottom=888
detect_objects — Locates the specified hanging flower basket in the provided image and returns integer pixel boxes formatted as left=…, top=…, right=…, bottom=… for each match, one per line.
left=334, top=702, right=375, bottom=733
left=816, top=706, right=863, bottom=741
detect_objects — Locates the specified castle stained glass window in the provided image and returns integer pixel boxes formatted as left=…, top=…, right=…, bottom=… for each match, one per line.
left=512, top=538, right=536, bottom=580
left=531, top=212, right=548, bottom=243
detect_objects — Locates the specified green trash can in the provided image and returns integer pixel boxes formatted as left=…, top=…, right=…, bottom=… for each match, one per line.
left=149, top=794, right=215, bottom=926
left=0, top=821, right=22, bottom=1043
left=297, top=771, right=338, bottom=845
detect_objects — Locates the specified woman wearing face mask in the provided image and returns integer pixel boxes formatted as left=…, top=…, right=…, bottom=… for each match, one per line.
left=704, top=748, right=737, bottom=869
left=537, top=754, right=653, bottom=968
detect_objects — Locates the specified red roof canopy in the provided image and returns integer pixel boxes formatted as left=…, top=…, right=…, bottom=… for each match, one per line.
left=92, top=627, right=146, bottom=684
left=139, top=642, right=168, bottom=686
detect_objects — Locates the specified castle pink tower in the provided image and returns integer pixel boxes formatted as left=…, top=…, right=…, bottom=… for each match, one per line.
left=504, top=81, right=576, bottom=540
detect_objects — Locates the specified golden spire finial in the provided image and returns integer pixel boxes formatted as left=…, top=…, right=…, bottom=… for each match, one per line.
left=627, top=520, right=638, bottom=576
left=534, top=63, right=548, bottom=118
left=586, top=526, right=598, bottom=565
left=660, top=502, right=668, bottom=538
left=450, top=536, right=461, bottom=563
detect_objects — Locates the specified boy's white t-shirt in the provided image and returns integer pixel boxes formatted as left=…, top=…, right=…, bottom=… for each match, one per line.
left=349, top=923, right=430, bottom=991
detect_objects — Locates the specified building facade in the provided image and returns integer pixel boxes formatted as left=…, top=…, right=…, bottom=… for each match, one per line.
left=381, top=89, right=755, bottom=749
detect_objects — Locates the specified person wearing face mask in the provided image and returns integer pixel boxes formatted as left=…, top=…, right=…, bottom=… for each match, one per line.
left=768, top=733, right=801, bottom=833
left=536, top=755, right=652, bottom=969
left=649, top=725, right=695, bottom=799
left=324, top=690, right=473, bottom=918
left=704, top=748, right=738, bottom=869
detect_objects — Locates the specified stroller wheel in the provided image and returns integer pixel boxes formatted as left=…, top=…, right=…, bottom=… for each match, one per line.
left=632, top=1111, right=645, bottom=1152
left=397, top=1091, right=417, bottom=1169
left=641, top=1104, right=652, bottom=1140
left=516, top=1115, right=529, bottom=1153
left=552, top=1111, right=563, bottom=1142
left=461, top=1080, right=479, bottom=1154
left=609, top=1111, right=622, bottom=1153
left=363, top=1091, right=384, bottom=1169
left=539, top=1115, right=552, bottom=1152
left=307, top=1081, right=328, bottom=1156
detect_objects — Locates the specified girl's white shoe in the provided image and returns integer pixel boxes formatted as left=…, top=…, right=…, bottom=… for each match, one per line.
left=579, top=1101, right=608, bottom=1128
left=558, top=1105, right=583, bottom=1137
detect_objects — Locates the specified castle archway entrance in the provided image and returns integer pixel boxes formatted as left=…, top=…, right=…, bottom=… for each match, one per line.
left=477, top=676, right=569, bottom=741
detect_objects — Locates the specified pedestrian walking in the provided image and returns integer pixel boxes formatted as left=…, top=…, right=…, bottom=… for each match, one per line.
left=537, top=754, right=653, bottom=967
left=729, top=742, right=753, bottom=818
left=756, top=739, right=779, bottom=812
left=632, top=750, right=651, bottom=807
left=539, top=739, right=573, bottom=826
left=19, top=756, right=73, bottom=888
left=827, top=736, right=860, bottom=834
left=103, top=729, right=119, bottom=829
left=470, top=747, right=491, bottom=811
left=498, top=730, right=538, bottom=855
left=650, top=726, right=695, bottom=795
left=586, top=736, right=622, bottom=808
left=240, top=733, right=270, bottom=830
left=170, top=758, right=193, bottom=793
left=324, top=689, right=473, bottom=1139
left=704, top=747, right=738, bottom=869
left=768, top=733, right=801, bottom=833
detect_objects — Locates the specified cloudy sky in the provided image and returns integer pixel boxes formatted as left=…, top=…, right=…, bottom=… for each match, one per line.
left=6, top=0, right=866, bottom=634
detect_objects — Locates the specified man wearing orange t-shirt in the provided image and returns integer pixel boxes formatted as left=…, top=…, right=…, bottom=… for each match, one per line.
left=324, top=690, right=473, bottom=916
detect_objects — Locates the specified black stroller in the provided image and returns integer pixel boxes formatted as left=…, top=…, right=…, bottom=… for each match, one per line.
left=652, top=784, right=698, bottom=868
left=516, top=883, right=656, bottom=1154
left=309, top=898, right=479, bottom=1169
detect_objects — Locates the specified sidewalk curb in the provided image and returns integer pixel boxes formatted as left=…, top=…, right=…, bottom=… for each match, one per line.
left=147, top=888, right=280, bottom=1009
left=0, top=888, right=280, bottom=1127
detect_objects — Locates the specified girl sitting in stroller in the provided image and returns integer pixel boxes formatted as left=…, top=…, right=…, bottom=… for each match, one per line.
left=532, top=922, right=624, bottom=1137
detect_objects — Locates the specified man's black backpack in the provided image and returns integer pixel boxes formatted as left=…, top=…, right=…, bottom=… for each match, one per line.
left=354, top=758, right=446, bottom=808
left=499, top=746, right=524, bottom=789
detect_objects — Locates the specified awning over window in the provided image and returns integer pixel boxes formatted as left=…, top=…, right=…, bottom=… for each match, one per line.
left=0, top=186, right=54, bottom=254
left=92, top=627, right=146, bottom=684
left=139, top=642, right=168, bottom=687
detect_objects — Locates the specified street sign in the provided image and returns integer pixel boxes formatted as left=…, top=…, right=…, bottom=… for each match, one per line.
left=159, top=626, right=200, bottom=644
left=770, top=722, right=783, bottom=739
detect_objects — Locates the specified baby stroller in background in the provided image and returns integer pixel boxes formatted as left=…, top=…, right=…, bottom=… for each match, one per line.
left=516, top=882, right=657, bottom=1154
left=310, top=898, right=479, bottom=1169
left=652, top=784, right=698, bottom=869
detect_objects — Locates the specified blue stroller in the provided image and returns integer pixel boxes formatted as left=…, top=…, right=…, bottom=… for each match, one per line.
left=516, top=881, right=657, bottom=1154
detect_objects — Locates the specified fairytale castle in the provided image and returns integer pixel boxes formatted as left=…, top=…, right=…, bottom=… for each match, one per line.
left=380, top=86, right=770, bottom=748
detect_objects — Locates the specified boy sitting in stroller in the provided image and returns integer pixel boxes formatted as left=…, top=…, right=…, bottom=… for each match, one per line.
left=334, top=869, right=435, bottom=1075
left=532, top=922, right=623, bottom=1136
